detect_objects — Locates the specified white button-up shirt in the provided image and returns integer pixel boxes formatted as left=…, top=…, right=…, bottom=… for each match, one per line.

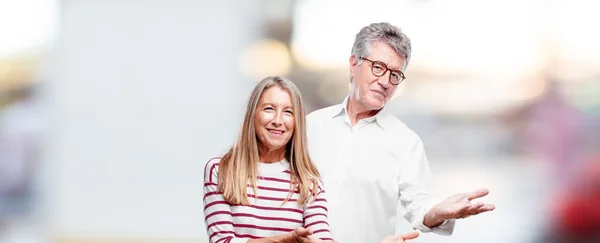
left=306, top=97, right=454, bottom=243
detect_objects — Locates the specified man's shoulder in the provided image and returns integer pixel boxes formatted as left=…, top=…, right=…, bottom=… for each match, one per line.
left=382, top=114, right=421, bottom=141
left=306, top=103, right=342, bottom=122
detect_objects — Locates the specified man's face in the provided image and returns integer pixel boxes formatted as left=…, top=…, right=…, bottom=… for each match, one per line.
left=349, top=41, right=406, bottom=111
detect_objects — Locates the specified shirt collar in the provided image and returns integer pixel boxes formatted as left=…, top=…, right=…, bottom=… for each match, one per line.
left=330, top=96, right=392, bottom=131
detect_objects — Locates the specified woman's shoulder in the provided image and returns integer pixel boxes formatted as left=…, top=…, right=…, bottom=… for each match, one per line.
left=204, top=157, right=222, bottom=178
left=205, top=156, right=221, bottom=166
left=204, top=157, right=222, bottom=183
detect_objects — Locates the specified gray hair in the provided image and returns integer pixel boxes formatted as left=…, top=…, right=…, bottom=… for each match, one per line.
left=351, top=22, right=412, bottom=70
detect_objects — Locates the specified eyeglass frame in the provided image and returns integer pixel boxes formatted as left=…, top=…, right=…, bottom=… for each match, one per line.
left=358, top=57, right=406, bottom=85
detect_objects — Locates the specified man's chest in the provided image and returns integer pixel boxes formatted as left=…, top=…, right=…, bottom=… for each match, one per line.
left=308, top=127, right=401, bottom=187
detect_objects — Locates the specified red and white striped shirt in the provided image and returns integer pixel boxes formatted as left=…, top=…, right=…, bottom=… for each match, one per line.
left=203, top=157, right=333, bottom=243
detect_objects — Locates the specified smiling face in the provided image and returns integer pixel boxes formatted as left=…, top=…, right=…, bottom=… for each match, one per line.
left=254, top=86, right=295, bottom=155
left=349, top=40, right=406, bottom=111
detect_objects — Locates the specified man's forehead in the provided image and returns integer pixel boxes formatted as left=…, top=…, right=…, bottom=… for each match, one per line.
left=387, top=59, right=405, bottom=71
left=367, top=55, right=405, bottom=70
left=367, top=43, right=405, bottom=70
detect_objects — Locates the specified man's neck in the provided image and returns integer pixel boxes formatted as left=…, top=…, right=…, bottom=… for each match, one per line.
left=346, top=96, right=379, bottom=126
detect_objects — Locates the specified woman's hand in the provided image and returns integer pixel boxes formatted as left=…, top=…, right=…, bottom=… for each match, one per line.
left=280, top=227, right=337, bottom=243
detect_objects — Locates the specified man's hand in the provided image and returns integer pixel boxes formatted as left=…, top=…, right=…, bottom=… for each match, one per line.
left=424, top=188, right=495, bottom=227
left=378, top=231, right=419, bottom=243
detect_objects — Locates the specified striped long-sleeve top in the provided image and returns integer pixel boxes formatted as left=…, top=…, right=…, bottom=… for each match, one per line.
left=203, top=157, right=333, bottom=243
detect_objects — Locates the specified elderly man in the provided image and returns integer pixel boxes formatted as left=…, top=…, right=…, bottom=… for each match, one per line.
left=306, top=22, right=495, bottom=243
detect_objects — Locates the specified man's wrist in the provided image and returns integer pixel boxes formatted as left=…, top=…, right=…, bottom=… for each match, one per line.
left=423, top=208, right=446, bottom=228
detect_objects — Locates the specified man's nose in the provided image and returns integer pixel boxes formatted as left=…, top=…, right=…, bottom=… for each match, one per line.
left=377, top=71, right=391, bottom=89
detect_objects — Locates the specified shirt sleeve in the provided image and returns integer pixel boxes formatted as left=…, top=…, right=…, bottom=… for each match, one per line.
left=396, top=139, right=455, bottom=235
left=303, top=181, right=334, bottom=241
left=204, top=158, right=252, bottom=243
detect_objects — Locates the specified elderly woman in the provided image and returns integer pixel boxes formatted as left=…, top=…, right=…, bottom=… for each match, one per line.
left=203, top=76, right=334, bottom=243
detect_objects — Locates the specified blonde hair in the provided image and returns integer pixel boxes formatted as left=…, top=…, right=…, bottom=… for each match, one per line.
left=218, top=76, right=321, bottom=206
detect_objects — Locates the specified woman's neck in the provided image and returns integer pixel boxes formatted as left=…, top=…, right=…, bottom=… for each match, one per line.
left=258, top=146, right=286, bottom=164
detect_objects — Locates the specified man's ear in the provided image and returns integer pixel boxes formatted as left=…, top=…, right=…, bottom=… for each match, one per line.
left=349, top=55, right=358, bottom=79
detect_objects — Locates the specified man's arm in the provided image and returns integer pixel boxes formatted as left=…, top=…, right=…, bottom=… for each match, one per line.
left=396, top=138, right=495, bottom=233
left=423, top=188, right=495, bottom=227
left=396, top=138, right=455, bottom=235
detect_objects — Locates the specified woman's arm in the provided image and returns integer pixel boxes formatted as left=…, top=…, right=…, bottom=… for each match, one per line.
left=303, top=181, right=334, bottom=241
left=204, top=158, right=306, bottom=243
left=248, top=227, right=328, bottom=243
left=204, top=158, right=254, bottom=243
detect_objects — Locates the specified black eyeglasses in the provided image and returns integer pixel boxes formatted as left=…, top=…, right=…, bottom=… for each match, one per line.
left=359, top=57, right=406, bottom=85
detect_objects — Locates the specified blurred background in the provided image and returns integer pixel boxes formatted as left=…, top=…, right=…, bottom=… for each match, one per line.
left=1, top=0, right=599, bottom=242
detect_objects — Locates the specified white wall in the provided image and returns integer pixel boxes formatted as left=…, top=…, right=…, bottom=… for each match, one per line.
left=43, top=0, right=259, bottom=239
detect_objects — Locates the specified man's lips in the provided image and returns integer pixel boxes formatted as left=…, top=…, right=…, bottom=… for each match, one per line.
left=372, top=89, right=386, bottom=98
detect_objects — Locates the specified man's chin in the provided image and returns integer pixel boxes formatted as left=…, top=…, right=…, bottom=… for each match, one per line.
left=366, top=99, right=385, bottom=111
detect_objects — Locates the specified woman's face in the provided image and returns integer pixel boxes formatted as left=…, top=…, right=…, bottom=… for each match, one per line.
left=254, top=86, right=295, bottom=153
